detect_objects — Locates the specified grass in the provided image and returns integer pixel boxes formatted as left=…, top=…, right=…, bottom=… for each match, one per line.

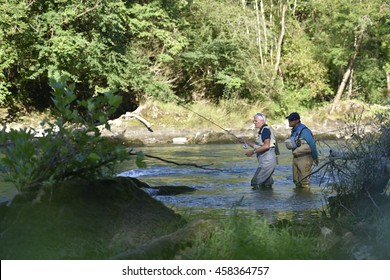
left=135, top=99, right=390, bottom=136
left=138, top=99, right=275, bottom=131
left=180, top=209, right=329, bottom=260
left=176, top=203, right=390, bottom=260
left=373, top=216, right=390, bottom=259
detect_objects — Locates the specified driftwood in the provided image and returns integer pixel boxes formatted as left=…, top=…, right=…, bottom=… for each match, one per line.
left=110, top=219, right=215, bottom=260
left=128, top=151, right=223, bottom=171
left=118, top=111, right=153, bottom=132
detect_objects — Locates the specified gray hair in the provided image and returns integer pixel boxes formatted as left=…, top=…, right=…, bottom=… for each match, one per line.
left=255, top=112, right=266, bottom=123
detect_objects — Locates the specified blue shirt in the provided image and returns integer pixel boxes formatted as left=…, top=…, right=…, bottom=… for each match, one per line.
left=291, top=123, right=318, bottom=161
left=259, top=125, right=271, bottom=142
left=255, top=125, right=273, bottom=155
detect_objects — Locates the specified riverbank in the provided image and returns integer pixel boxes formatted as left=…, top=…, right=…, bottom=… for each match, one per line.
left=1, top=100, right=388, bottom=146
left=99, top=100, right=388, bottom=145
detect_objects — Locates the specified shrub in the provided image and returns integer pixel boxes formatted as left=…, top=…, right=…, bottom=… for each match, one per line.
left=0, top=76, right=135, bottom=192
left=324, top=110, right=390, bottom=215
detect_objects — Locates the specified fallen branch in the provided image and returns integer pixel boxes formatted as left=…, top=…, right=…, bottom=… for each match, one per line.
left=119, top=112, right=153, bottom=132
left=129, top=151, right=222, bottom=171
left=294, top=160, right=331, bottom=186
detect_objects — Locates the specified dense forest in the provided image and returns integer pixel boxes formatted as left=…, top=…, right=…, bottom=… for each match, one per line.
left=0, top=0, right=389, bottom=117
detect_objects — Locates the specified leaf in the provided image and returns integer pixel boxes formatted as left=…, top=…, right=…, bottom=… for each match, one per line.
left=135, top=151, right=147, bottom=168
left=108, top=93, right=122, bottom=108
left=87, top=153, right=101, bottom=163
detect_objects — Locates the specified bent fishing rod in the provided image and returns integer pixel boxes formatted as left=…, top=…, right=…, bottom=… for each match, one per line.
left=178, top=103, right=250, bottom=149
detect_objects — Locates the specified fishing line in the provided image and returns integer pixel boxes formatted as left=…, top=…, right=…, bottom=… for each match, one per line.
left=178, top=102, right=249, bottom=149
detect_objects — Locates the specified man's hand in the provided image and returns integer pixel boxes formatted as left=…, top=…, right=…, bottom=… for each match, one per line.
left=245, top=150, right=254, bottom=157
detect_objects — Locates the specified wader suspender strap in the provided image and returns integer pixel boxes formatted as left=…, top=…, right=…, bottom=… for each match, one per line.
left=259, top=126, right=280, bottom=155
left=296, top=126, right=307, bottom=140
left=274, top=132, right=280, bottom=155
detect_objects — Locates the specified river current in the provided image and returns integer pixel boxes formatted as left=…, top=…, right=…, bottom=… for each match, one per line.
left=0, top=142, right=332, bottom=221
left=118, top=143, right=332, bottom=221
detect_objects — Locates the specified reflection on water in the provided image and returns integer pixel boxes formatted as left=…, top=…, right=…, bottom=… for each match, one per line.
left=118, top=143, right=331, bottom=221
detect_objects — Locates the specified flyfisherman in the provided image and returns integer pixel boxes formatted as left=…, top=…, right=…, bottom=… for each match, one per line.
left=285, top=112, right=318, bottom=189
left=240, top=113, right=277, bottom=190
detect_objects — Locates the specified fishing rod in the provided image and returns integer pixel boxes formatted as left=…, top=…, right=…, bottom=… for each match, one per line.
left=178, top=103, right=249, bottom=149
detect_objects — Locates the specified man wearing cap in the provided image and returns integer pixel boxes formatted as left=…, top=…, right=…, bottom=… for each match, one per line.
left=285, top=112, right=318, bottom=189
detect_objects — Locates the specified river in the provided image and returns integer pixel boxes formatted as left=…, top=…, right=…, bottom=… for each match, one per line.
left=118, top=143, right=332, bottom=221
left=0, top=142, right=332, bottom=222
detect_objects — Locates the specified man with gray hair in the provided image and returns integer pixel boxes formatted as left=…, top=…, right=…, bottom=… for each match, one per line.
left=240, top=113, right=277, bottom=189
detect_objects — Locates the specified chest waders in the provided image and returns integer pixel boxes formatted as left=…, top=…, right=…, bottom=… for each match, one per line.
left=290, top=125, right=314, bottom=188
left=251, top=126, right=277, bottom=190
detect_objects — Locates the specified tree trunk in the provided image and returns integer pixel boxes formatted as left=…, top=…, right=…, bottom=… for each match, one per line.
left=272, top=0, right=286, bottom=85
left=260, top=0, right=268, bottom=55
left=293, top=0, right=297, bottom=17
left=387, top=70, right=390, bottom=95
left=331, top=34, right=363, bottom=112
left=240, top=0, right=250, bottom=36
left=254, top=0, right=264, bottom=64
left=269, top=0, right=274, bottom=65
left=347, top=69, right=353, bottom=99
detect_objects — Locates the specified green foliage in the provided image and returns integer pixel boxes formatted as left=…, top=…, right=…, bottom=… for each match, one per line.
left=0, top=76, right=132, bottom=191
left=177, top=0, right=268, bottom=101
left=304, top=0, right=388, bottom=104
left=184, top=209, right=325, bottom=260
left=0, top=0, right=388, bottom=114
left=325, top=111, right=390, bottom=216
left=0, top=0, right=189, bottom=107
left=282, top=34, right=332, bottom=105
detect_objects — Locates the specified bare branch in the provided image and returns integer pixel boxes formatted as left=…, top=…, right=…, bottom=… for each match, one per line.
left=76, top=0, right=102, bottom=19
left=129, top=151, right=222, bottom=171
left=366, top=190, right=384, bottom=216
left=294, top=160, right=331, bottom=186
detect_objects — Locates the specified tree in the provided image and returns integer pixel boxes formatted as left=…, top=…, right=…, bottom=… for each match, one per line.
left=0, top=0, right=188, bottom=109
left=304, top=0, right=389, bottom=107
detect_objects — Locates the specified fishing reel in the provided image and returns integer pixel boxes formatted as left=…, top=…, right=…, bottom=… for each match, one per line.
left=242, top=143, right=249, bottom=149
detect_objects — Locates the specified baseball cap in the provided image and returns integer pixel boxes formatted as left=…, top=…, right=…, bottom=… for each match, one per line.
left=286, top=112, right=300, bottom=121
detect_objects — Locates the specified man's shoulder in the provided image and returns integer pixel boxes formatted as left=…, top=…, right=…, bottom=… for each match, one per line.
left=300, top=125, right=315, bottom=138
left=260, top=126, right=271, bottom=138
left=261, top=125, right=271, bottom=132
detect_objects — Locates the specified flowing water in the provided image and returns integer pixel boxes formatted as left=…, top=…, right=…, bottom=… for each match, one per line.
left=0, top=143, right=333, bottom=222
left=118, top=143, right=332, bottom=221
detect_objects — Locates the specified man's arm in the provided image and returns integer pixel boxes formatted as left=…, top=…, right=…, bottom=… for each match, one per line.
left=301, top=129, right=318, bottom=161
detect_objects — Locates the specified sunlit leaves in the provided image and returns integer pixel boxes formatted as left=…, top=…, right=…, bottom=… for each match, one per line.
left=0, top=76, right=130, bottom=191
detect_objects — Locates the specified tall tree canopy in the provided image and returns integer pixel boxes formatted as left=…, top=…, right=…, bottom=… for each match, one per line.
left=0, top=0, right=388, bottom=116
